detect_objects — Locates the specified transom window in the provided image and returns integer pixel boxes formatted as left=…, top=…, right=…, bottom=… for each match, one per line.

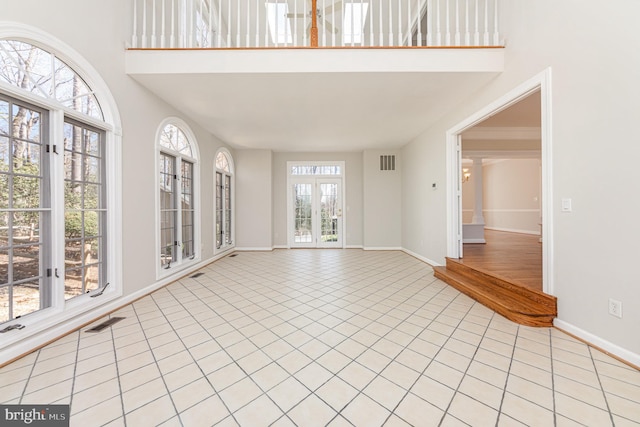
left=291, top=164, right=342, bottom=176
left=0, top=40, right=103, bottom=120
left=158, top=122, right=198, bottom=272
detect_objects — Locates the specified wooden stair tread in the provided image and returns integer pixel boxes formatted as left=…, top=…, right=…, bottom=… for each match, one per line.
left=433, top=260, right=557, bottom=328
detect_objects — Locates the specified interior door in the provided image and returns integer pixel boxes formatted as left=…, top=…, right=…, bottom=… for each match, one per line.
left=291, top=178, right=343, bottom=248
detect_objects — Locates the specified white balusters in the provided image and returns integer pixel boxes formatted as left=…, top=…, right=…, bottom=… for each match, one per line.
left=132, top=0, right=138, bottom=47
left=129, top=0, right=501, bottom=50
left=493, top=0, right=500, bottom=45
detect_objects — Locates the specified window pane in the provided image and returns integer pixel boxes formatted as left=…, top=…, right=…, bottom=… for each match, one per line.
left=65, top=239, right=82, bottom=268
left=12, top=105, right=40, bottom=142
left=84, top=156, right=100, bottom=183
left=0, top=101, right=8, bottom=136
left=12, top=212, right=40, bottom=244
left=0, top=285, right=8, bottom=323
left=12, top=175, right=40, bottom=208
left=0, top=174, right=9, bottom=209
left=13, top=281, right=41, bottom=318
left=13, top=245, right=40, bottom=282
left=84, top=184, right=100, bottom=209
left=65, top=182, right=82, bottom=209
left=84, top=129, right=100, bottom=156
left=0, top=136, right=9, bottom=171
left=84, top=264, right=100, bottom=293
left=64, top=268, right=83, bottom=299
left=65, top=212, right=83, bottom=239
left=0, top=251, right=8, bottom=285
left=13, top=141, right=41, bottom=176
left=84, top=211, right=100, bottom=238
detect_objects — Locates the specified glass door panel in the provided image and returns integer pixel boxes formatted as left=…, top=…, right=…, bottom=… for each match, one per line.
left=318, top=180, right=342, bottom=247
left=293, top=182, right=313, bottom=245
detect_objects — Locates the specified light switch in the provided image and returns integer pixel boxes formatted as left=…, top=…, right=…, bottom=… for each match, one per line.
left=561, top=198, right=572, bottom=212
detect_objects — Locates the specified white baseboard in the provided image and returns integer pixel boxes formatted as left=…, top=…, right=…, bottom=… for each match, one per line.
left=346, top=245, right=364, bottom=249
left=401, top=248, right=442, bottom=267
left=273, top=245, right=288, bottom=249
left=554, top=319, right=640, bottom=368
left=363, top=246, right=402, bottom=251
left=463, top=238, right=486, bottom=244
left=234, top=247, right=274, bottom=252
left=485, top=226, right=540, bottom=236
left=0, top=255, right=219, bottom=366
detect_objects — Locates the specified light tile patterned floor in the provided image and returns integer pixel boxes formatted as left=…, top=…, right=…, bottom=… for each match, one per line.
left=1, top=249, right=639, bottom=426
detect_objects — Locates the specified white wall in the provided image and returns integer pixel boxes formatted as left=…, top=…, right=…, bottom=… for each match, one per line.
left=363, top=150, right=402, bottom=249
left=462, top=159, right=541, bottom=234
left=402, top=0, right=640, bottom=361
left=271, top=152, right=363, bottom=248
left=235, top=150, right=273, bottom=249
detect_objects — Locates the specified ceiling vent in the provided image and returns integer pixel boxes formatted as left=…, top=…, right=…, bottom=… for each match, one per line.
left=380, top=155, right=396, bottom=171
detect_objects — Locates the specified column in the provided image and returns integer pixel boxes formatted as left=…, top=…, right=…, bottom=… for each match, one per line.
left=471, top=157, right=485, bottom=224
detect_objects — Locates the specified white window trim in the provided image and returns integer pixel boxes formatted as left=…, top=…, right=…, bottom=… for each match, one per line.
left=155, top=117, right=202, bottom=279
left=214, top=148, right=235, bottom=255
left=0, top=23, right=123, bottom=362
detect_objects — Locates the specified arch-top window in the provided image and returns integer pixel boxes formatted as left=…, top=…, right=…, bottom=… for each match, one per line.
left=0, top=40, right=103, bottom=119
left=0, top=34, right=118, bottom=333
left=215, top=150, right=233, bottom=250
left=158, top=121, right=198, bottom=273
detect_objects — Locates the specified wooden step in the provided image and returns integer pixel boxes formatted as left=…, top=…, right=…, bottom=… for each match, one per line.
left=434, top=258, right=557, bottom=327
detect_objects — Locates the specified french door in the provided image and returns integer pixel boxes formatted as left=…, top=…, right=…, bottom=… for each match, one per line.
left=291, top=178, right=343, bottom=248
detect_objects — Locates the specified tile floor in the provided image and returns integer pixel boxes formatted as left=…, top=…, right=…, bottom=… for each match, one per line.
left=1, top=249, right=639, bottom=426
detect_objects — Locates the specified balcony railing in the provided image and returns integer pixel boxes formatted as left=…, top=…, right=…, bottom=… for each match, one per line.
left=130, top=0, right=501, bottom=49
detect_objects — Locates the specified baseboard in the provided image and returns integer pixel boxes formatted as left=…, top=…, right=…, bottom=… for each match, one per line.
left=485, top=226, right=540, bottom=236
left=554, top=319, right=640, bottom=369
left=0, top=255, right=220, bottom=367
left=234, top=247, right=275, bottom=252
left=363, top=246, right=402, bottom=251
left=273, top=245, right=288, bottom=249
left=462, top=238, right=486, bottom=244
left=346, top=245, right=364, bottom=249
left=401, top=248, right=442, bottom=268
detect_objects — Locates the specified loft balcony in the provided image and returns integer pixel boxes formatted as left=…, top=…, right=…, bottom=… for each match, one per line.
left=125, top=1, right=505, bottom=150
left=129, top=0, right=502, bottom=49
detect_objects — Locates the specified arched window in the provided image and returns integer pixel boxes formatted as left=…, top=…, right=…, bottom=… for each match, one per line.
left=0, top=29, right=121, bottom=337
left=158, top=121, right=199, bottom=273
left=215, top=150, right=233, bottom=250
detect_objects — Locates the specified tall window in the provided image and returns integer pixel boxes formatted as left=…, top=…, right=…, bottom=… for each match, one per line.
left=215, top=150, right=233, bottom=250
left=158, top=122, right=197, bottom=271
left=0, top=36, right=117, bottom=327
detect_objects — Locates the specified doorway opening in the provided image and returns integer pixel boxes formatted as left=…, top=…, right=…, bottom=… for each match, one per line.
left=446, top=69, right=553, bottom=295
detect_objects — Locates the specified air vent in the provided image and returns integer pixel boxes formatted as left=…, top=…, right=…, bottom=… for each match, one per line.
left=380, top=155, right=396, bottom=171
left=86, top=317, right=125, bottom=333
left=190, top=272, right=205, bottom=278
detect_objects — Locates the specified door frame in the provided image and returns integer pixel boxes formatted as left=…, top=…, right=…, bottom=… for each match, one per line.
left=445, top=68, right=554, bottom=296
left=286, top=161, right=346, bottom=249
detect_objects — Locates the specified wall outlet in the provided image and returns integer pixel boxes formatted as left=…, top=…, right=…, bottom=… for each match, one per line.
left=608, top=298, right=623, bottom=318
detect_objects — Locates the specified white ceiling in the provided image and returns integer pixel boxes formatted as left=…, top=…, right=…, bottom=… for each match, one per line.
left=126, top=49, right=505, bottom=152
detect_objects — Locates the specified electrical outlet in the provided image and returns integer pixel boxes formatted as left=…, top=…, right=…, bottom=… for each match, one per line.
left=608, top=298, right=623, bottom=318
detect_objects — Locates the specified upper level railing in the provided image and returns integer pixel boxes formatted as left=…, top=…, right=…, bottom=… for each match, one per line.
left=130, top=0, right=501, bottom=49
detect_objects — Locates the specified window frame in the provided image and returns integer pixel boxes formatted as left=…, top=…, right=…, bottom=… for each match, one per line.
left=155, top=118, right=201, bottom=278
left=0, top=23, right=123, bottom=359
left=214, top=149, right=234, bottom=253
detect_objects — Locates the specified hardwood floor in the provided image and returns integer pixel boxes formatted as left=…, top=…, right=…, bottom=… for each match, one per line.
left=433, top=229, right=554, bottom=327
left=460, top=229, right=542, bottom=291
